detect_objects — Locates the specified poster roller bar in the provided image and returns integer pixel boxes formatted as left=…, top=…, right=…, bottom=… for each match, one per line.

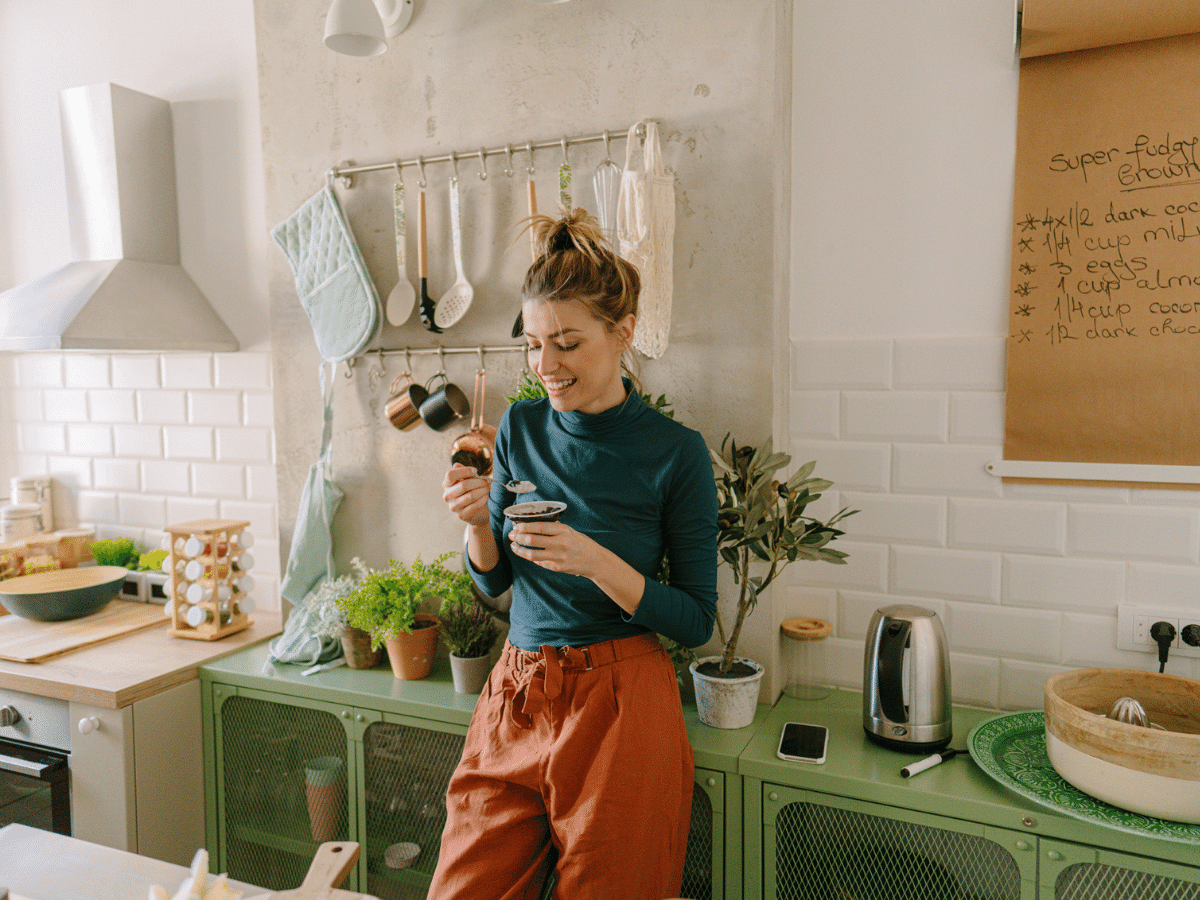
left=987, top=459, right=1200, bottom=485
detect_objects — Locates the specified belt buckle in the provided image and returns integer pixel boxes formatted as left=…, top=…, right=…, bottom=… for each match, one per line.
left=559, top=645, right=593, bottom=671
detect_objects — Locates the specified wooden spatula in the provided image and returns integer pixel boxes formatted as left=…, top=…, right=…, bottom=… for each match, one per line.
left=257, top=842, right=377, bottom=900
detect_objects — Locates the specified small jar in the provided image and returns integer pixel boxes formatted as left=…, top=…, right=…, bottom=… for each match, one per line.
left=10, top=476, right=51, bottom=533
left=780, top=617, right=833, bottom=701
left=0, top=503, right=43, bottom=541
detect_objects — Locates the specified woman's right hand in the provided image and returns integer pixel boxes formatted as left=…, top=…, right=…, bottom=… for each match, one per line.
left=442, top=464, right=491, bottom=528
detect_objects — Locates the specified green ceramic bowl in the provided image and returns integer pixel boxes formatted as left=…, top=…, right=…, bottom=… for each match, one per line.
left=0, top=565, right=128, bottom=621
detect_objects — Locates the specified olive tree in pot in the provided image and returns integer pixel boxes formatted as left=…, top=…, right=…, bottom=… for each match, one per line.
left=691, top=435, right=855, bottom=728
left=338, top=553, right=459, bottom=680
left=439, top=581, right=502, bottom=693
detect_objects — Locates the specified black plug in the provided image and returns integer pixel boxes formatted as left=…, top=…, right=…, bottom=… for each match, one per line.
left=1150, top=620, right=1176, bottom=673
left=1182, top=623, right=1200, bottom=648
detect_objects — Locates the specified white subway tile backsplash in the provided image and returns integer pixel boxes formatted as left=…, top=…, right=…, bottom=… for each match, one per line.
left=1127, top=562, right=1200, bottom=607
left=949, top=392, right=1005, bottom=444
left=825, top=639, right=865, bottom=690
left=162, top=354, right=214, bottom=390
left=792, top=339, right=892, bottom=390
left=166, top=496, right=221, bottom=524
left=46, top=455, right=93, bottom=491
left=1004, top=481, right=1130, bottom=505
left=840, top=492, right=945, bottom=545
left=842, top=391, right=948, bottom=442
left=790, top=439, right=890, bottom=492
left=247, top=465, right=278, bottom=501
left=141, top=460, right=191, bottom=495
left=240, top=538, right=280, bottom=578
left=63, top=355, right=110, bottom=388
left=88, top=389, right=137, bottom=423
left=782, top=586, right=838, bottom=625
left=20, top=424, right=66, bottom=455
left=77, top=490, right=118, bottom=523
left=956, top=604, right=1062, bottom=663
left=17, top=355, right=63, bottom=388
left=111, top=355, right=161, bottom=389
left=137, top=390, right=187, bottom=425
left=188, top=390, right=242, bottom=426
left=789, top=391, right=840, bottom=439
left=894, top=444, right=1001, bottom=497
left=93, top=458, right=141, bottom=492
left=118, top=493, right=166, bottom=528
left=42, top=389, right=89, bottom=423
left=894, top=337, right=1006, bottom=390
left=891, top=546, right=1000, bottom=603
left=66, top=424, right=113, bottom=456
left=950, top=498, right=1065, bottom=554
left=192, top=462, right=247, bottom=498
left=216, top=427, right=272, bottom=463
left=218, top=500, right=279, bottom=541
left=12, top=389, right=41, bottom=422
left=1003, top=555, right=1125, bottom=611
left=838, top=591, right=947, bottom=639
left=1061, top=612, right=1154, bottom=669
left=216, top=352, right=272, bottom=390
left=113, top=424, right=163, bottom=458
left=948, top=652, right=1001, bottom=709
left=999, top=659, right=1071, bottom=710
left=1069, top=504, right=1199, bottom=564
left=797, top=540, right=889, bottom=592
left=163, top=426, right=215, bottom=460
left=242, top=391, right=275, bottom=428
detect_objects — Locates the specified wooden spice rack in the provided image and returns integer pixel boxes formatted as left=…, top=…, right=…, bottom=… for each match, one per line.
left=165, top=518, right=253, bottom=641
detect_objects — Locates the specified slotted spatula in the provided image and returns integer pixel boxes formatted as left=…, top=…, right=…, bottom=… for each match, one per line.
left=247, top=842, right=376, bottom=900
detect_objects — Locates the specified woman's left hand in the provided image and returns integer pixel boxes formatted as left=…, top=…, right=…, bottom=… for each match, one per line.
left=508, top=521, right=604, bottom=579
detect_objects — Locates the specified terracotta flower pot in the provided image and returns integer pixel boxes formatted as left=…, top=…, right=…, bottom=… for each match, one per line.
left=383, top=613, right=440, bottom=680
left=339, top=624, right=381, bottom=669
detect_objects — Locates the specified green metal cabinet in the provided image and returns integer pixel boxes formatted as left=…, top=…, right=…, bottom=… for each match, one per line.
left=202, top=644, right=742, bottom=899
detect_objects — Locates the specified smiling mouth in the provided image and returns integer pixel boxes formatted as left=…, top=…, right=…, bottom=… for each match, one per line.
left=542, top=377, right=577, bottom=393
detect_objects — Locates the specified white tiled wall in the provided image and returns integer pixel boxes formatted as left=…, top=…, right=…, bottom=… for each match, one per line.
left=786, top=336, right=1200, bottom=711
left=0, top=352, right=280, bottom=610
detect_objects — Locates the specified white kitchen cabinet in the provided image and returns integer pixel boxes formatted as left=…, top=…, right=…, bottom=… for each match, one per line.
left=70, top=679, right=206, bottom=866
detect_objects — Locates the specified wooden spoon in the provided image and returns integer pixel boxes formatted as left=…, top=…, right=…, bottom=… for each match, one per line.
left=417, top=186, right=440, bottom=333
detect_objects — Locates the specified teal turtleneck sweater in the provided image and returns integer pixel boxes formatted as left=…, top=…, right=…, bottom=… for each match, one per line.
left=467, top=386, right=718, bottom=651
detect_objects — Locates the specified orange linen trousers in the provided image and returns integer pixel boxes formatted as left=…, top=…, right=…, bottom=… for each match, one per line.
left=427, top=633, right=694, bottom=900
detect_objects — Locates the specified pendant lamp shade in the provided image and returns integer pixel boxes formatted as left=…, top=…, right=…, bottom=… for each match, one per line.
left=324, top=0, right=387, bottom=57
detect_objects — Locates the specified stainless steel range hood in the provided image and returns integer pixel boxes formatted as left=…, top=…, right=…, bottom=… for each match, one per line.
left=0, top=83, right=238, bottom=352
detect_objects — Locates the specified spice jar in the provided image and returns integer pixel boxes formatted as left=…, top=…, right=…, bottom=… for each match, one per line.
left=780, top=617, right=832, bottom=701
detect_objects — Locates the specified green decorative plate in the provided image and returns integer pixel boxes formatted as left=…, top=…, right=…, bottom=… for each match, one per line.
left=967, top=710, right=1200, bottom=844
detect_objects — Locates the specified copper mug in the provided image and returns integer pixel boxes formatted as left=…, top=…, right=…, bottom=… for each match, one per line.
left=385, top=374, right=428, bottom=431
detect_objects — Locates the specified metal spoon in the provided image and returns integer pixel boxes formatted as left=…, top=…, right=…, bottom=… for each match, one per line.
left=385, top=171, right=416, bottom=326
left=434, top=171, right=474, bottom=329
left=493, top=478, right=536, bottom=494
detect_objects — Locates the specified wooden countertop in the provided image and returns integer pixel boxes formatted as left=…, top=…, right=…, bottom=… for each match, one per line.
left=0, top=610, right=282, bottom=709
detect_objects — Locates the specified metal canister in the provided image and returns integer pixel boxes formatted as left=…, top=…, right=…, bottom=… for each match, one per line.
left=1, top=503, right=44, bottom=541
left=10, top=476, right=52, bottom=533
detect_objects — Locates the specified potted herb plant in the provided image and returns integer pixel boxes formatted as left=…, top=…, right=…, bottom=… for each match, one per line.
left=439, top=581, right=502, bottom=693
left=691, top=435, right=855, bottom=729
left=338, top=552, right=459, bottom=680
left=305, top=558, right=380, bottom=668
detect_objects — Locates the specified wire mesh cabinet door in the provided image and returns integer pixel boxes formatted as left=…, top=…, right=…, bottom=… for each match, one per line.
left=361, top=714, right=468, bottom=900
left=1041, top=839, right=1200, bottom=899
left=762, top=785, right=1038, bottom=900
left=212, top=686, right=356, bottom=892
left=683, top=767, right=725, bottom=900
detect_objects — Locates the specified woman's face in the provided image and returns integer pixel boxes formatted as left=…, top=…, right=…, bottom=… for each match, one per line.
left=522, top=298, right=634, bottom=414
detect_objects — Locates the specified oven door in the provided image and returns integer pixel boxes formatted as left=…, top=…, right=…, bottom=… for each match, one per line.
left=0, top=737, right=70, bottom=834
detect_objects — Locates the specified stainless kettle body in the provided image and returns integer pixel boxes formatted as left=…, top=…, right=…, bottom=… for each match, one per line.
left=862, top=604, right=952, bottom=753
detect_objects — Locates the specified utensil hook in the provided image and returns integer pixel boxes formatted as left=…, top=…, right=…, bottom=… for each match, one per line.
left=503, top=144, right=515, bottom=177
left=561, top=136, right=569, bottom=166
left=526, top=141, right=535, bottom=177
left=417, top=156, right=427, bottom=189
left=477, top=346, right=486, bottom=372
left=602, top=130, right=613, bottom=163
left=478, top=147, right=488, bottom=181
left=436, top=346, right=446, bottom=376
left=449, top=150, right=459, bottom=182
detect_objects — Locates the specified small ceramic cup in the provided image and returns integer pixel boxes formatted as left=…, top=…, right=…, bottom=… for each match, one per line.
left=419, top=374, right=471, bottom=431
left=385, top=374, right=428, bottom=431
left=503, top=501, right=568, bottom=523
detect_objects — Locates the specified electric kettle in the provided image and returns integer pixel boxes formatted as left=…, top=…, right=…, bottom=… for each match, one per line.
left=862, top=604, right=953, bottom=753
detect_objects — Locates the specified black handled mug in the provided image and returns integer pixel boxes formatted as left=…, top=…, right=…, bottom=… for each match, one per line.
left=419, top=373, right=470, bottom=431
left=385, top=374, right=428, bottom=431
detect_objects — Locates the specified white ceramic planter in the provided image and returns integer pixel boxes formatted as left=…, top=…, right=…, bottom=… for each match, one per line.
left=690, top=655, right=764, bottom=729
left=449, top=653, right=494, bottom=694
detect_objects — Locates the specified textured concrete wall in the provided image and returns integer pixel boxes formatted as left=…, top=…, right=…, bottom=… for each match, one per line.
left=255, top=0, right=786, bottom=664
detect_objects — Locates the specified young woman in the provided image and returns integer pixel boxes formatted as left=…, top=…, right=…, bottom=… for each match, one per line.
left=431, top=209, right=718, bottom=900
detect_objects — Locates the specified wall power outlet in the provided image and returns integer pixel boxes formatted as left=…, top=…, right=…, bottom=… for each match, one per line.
left=1116, top=605, right=1200, bottom=659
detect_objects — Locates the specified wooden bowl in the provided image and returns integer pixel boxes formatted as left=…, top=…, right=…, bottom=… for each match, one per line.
left=1044, top=668, right=1200, bottom=823
left=0, top=566, right=128, bottom=621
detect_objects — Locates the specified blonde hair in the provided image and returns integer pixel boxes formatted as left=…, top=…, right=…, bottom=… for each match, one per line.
left=517, top=208, right=642, bottom=390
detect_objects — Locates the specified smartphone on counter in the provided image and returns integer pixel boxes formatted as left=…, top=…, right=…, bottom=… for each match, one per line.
left=776, top=721, right=828, bottom=764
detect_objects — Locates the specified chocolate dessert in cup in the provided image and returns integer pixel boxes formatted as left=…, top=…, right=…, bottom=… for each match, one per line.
left=503, top=501, right=568, bottom=523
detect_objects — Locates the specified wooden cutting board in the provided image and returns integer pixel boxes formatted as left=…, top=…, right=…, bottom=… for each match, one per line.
left=0, top=600, right=166, bottom=663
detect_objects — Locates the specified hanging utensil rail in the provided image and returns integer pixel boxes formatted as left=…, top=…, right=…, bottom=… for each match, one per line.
left=327, top=122, right=650, bottom=189
left=344, top=344, right=524, bottom=377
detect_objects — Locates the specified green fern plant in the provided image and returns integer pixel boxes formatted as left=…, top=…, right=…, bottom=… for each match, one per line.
left=338, top=552, right=466, bottom=650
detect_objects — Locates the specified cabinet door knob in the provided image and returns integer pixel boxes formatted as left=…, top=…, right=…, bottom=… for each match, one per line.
left=78, top=716, right=101, bottom=734
left=768, top=791, right=780, bottom=802
left=1014, top=840, right=1032, bottom=852
left=706, top=777, right=717, bottom=788
left=341, top=710, right=351, bottom=719
left=1047, top=850, right=1064, bottom=862
left=356, top=714, right=366, bottom=723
